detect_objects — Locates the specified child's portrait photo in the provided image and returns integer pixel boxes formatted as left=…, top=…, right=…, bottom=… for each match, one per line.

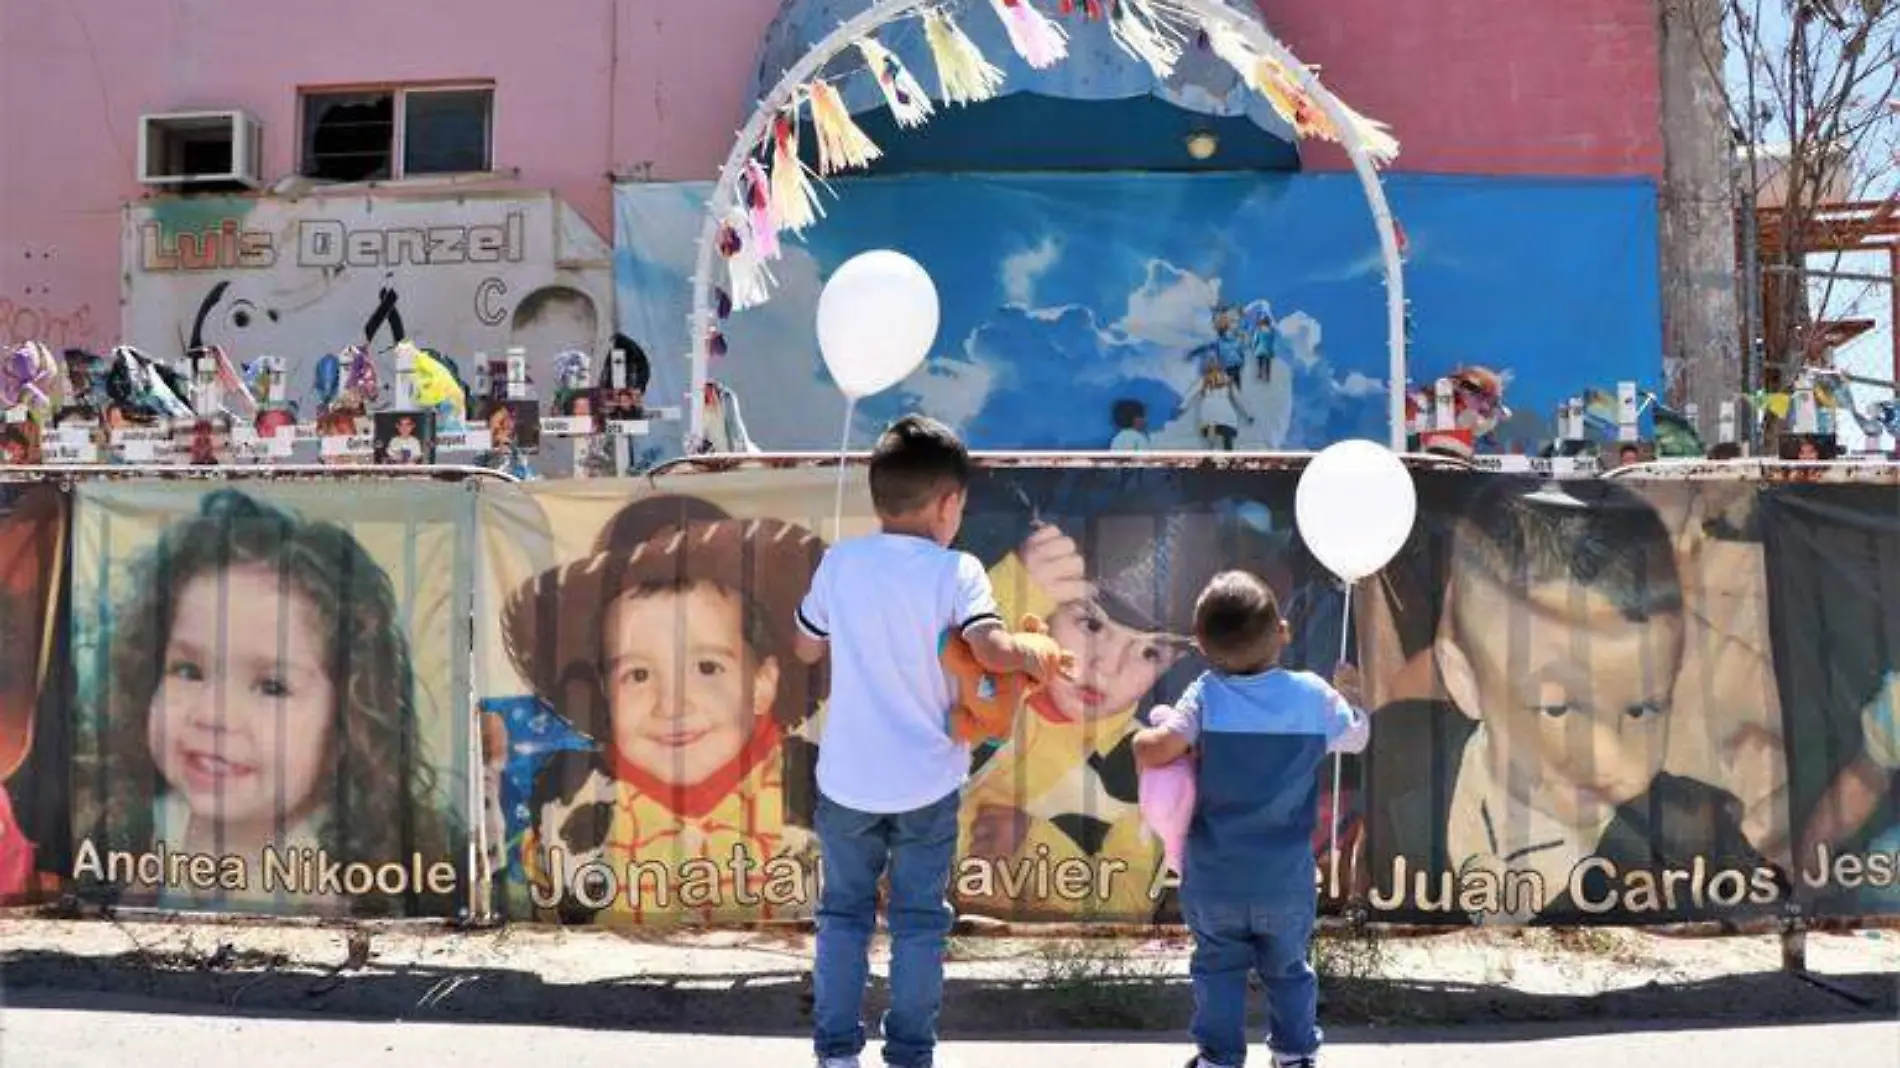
left=374, top=410, right=435, bottom=466
left=480, top=400, right=541, bottom=452
left=1361, top=475, right=1772, bottom=924
left=1759, top=481, right=1900, bottom=915
left=0, top=488, right=67, bottom=903
left=72, top=486, right=466, bottom=918
left=500, top=493, right=826, bottom=924
left=0, top=423, right=39, bottom=466
left=172, top=418, right=229, bottom=467
left=953, top=469, right=1295, bottom=921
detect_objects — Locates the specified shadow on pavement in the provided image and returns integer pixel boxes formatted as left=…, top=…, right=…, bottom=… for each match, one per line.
left=0, top=946, right=1892, bottom=1041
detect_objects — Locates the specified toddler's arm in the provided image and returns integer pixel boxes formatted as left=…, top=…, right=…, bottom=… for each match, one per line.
left=1134, top=681, right=1204, bottom=768
left=1325, top=664, right=1371, bottom=755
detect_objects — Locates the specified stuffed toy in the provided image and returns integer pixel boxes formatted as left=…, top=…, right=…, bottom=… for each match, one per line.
left=1137, top=703, right=1196, bottom=876
left=941, top=613, right=1069, bottom=744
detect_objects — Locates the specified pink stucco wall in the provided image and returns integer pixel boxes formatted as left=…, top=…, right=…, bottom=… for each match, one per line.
left=0, top=0, right=1663, bottom=353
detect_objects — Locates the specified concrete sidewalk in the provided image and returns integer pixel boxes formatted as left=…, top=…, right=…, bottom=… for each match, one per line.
left=2, top=993, right=1896, bottom=1068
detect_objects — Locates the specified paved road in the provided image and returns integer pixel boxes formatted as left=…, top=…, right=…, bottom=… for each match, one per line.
left=1, top=993, right=1895, bottom=1067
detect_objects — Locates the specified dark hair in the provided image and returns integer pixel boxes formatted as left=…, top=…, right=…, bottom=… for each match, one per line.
left=1193, top=570, right=1282, bottom=674
left=1707, top=442, right=1743, bottom=461
left=1619, top=444, right=1641, bottom=458
left=1449, top=478, right=1683, bottom=628
left=511, top=286, right=599, bottom=333
left=600, top=334, right=651, bottom=393
left=1112, top=399, right=1146, bottom=431
left=868, top=415, right=970, bottom=517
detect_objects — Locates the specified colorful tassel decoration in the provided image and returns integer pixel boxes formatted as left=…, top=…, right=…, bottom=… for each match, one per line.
left=768, top=112, right=825, bottom=234
left=923, top=9, right=1005, bottom=106
left=1206, top=23, right=1400, bottom=167
left=1337, top=101, right=1401, bottom=166
left=1111, top=0, right=1190, bottom=80
left=742, top=159, right=781, bottom=260
left=1252, top=53, right=1400, bottom=166
left=720, top=210, right=776, bottom=312
left=991, top=0, right=1068, bottom=69
left=1204, top=21, right=1261, bottom=82
left=807, top=81, right=882, bottom=174
left=856, top=37, right=935, bottom=128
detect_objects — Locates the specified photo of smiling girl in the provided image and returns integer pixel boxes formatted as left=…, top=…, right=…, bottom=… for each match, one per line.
left=77, top=488, right=460, bottom=918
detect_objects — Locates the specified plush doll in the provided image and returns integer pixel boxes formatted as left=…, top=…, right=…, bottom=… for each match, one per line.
left=941, top=614, right=1069, bottom=744
left=1137, top=703, right=1196, bottom=876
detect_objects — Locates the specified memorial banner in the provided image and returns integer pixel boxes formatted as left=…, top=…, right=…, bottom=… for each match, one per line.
left=1359, top=475, right=1792, bottom=925
left=0, top=483, right=69, bottom=904
left=1759, top=483, right=1900, bottom=919
left=0, top=459, right=1887, bottom=929
left=68, top=481, right=475, bottom=918
left=479, top=463, right=1353, bottom=925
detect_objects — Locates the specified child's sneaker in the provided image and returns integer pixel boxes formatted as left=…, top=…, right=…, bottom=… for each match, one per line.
left=817, top=1058, right=859, bottom=1068
left=1272, top=1056, right=1317, bottom=1068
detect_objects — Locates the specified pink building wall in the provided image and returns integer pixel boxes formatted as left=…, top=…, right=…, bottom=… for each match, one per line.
left=0, top=0, right=1664, bottom=354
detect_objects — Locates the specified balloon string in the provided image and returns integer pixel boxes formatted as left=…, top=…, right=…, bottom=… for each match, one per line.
left=833, top=397, right=855, bottom=538
left=1328, top=579, right=1354, bottom=902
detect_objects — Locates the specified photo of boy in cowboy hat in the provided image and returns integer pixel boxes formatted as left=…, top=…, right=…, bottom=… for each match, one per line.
left=502, top=494, right=826, bottom=925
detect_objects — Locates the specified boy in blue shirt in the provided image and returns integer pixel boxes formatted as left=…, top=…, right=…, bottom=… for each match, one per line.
left=795, top=415, right=1069, bottom=1068
left=1134, top=570, right=1368, bottom=1068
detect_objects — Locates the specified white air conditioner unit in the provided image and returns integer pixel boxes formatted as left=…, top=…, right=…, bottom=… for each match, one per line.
left=138, top=110, right=262, bottom=188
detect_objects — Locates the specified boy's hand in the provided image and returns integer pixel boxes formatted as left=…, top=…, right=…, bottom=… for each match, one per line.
left=1332, top=663, right=1364, bottom=709
left=1013, top=615, right=1075, bottom=682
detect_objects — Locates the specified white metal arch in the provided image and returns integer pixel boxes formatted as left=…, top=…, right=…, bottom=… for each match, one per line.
left=684, top=0, right=1408, bottom=451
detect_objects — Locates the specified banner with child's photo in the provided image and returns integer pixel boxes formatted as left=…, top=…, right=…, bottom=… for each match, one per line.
left=477, top=462, right=1360, bottom=927
left=1758, top=482, right=1900, bottom=920
left=0, top=483, right=70, bottom=904
left=1358, top=474, right=1796, bottom=926
left=68, top=482, right=476, bottom=919
left=477, top=472, right=833, bottom=926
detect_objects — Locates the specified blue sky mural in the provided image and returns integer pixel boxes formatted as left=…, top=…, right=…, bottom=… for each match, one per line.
left=617, top=171, right=1661, bottom=453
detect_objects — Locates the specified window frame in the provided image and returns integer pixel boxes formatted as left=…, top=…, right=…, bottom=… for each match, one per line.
left=298, top=81, right=496, bottom=183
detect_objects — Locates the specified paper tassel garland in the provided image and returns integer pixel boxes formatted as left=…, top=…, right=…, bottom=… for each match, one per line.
left=808, top=81, right=882, bottom=174
left=1208, top=23, right=1400, bottom=167
left=991, top=0, right=1069, bottom=69
left=742, top=159, right=780, bottom=260
left=768, top=112, right=825, bottom=234
left=924, top=8, right=1005, bottom=105
left=720, top=210, right=776, bottom=312
left=857, top=37, right=935, bottom=128
left=1111, top=0, right=1190, bottom=80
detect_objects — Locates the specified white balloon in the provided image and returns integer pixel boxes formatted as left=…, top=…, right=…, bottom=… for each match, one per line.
left=815, top=250, right=940, bottom=400
left=1295, top=439, right=1418, bottom=582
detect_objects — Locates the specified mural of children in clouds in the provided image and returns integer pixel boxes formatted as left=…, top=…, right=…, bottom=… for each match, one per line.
left=1182, top=357, right=1252, bottom=451
left=503, top=495, right=826, bottom=924
left=1108, top=399, right=1150, bottom=453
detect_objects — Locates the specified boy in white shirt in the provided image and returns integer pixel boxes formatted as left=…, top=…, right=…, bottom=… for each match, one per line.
left=795, top=415, right=1067, bottom=1068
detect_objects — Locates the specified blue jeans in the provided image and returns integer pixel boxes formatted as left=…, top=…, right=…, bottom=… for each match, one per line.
left=812, top=790, right=959, bottom=1067
left=1183, top=895, right=1321, bottom=1066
